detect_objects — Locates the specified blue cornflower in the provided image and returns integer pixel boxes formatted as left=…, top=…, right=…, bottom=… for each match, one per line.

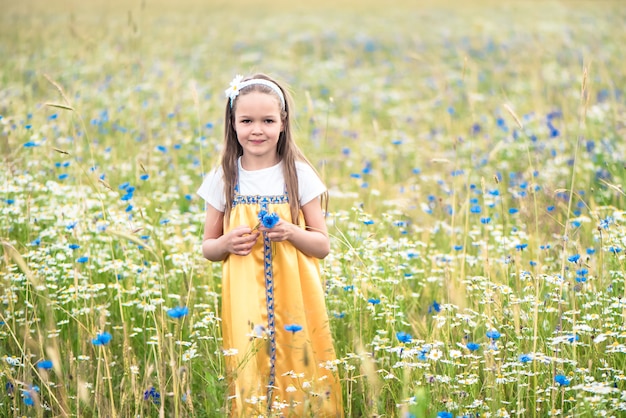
left=428, top=300, right=441, bottom=314
left=555, top=374, right=570, bottom=386
left=24, top=141, right=38, bottom=147
left=470, top=205, right=481, bottom=214
left=417, top=344, right=431, bottom=359
left=167, top=306, right=189, bottom=319
left=284, top=324, right=303, bottom=334
left=156, top=145, right=167, bottom=153
left=453, top=245, right=463, bottom=251
left=550, top=127, right=560, bottom=137
left=515, top=243, right=528, bottom=251
left=5, top=381, right=14, bottom=397
left=367, top=298, right=381, bottom=305
left=599, top=217, right=613, bottom=229
left=609, top=246, right=622, bottom=254
left=140, top=174, right=149, bottom=181
left=68, top=244, right=80, bottom=250
left=396, top=331, right=412, bottom=344
left=260, top=212, right=280, bottom=229
left=37, top=360, right=53, bottom=369
left=567, top=254, right=580, bottom=263
left=363, top=219, right=374, bottom=225
left=143, top=386, right=161, bottom=405
left=466, top=342, right=480, bottom=351
left=92, top=331, right=112, bottom=346
left=519, top=353, right=532, bottom=363
left=437, top=412, right=453, bottom=418
left=480, top=217, right=491, bottom=224
left=22, top=386, right=39, bottom=406
left=471, top=123, right=481, bottom=135
left=76, top=256, right=89, bottom=263
left=486, top=329, right=501, bottom=340
left=509, top=208, right=519, bottom=215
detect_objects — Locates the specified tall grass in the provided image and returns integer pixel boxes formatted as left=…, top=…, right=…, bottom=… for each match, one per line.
left=1, top=0, right=626, bottom=416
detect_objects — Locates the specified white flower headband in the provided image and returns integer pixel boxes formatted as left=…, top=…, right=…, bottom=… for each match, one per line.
left=224, top=75, right=286, bottom=109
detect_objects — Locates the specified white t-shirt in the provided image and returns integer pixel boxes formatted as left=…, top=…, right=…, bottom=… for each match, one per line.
left=196, top=158, right=326, bottom=212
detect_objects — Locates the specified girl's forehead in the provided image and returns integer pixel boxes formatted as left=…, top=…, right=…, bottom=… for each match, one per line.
left=235, top=91, right=283, bottom=114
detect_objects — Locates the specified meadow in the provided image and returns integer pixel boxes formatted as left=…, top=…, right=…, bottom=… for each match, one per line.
left=1, top=0, right=626, bottom=416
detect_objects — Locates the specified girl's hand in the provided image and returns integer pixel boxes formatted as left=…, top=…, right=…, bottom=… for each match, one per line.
left=225, top=226, right=260, bottom=256
left=259, top=220, right=294, bottom=242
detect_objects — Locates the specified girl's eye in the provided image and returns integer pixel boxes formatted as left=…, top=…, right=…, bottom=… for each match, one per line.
left=265, top=119, right=275, bottom=124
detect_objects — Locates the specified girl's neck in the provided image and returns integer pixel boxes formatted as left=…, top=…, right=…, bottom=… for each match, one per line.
left=240, top=154, right=280, bottom=171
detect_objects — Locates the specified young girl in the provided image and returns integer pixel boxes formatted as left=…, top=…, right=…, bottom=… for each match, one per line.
left=197, top=73, right=343, bottom=417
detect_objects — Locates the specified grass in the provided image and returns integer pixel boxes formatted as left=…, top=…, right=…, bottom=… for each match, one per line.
left=1, top=0, right=626, bottom=416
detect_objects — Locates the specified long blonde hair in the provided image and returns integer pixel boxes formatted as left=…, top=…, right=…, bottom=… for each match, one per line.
left=221, top=73, right=327, bottom=223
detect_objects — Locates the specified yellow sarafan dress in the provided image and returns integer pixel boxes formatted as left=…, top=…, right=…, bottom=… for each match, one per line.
left=221, top=186, right=343, bottom=417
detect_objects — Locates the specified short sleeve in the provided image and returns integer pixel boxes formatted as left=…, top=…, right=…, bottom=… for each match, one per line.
left=296, top=162, right=327, bottom=206
left=196, top=167, right=226, bottom=212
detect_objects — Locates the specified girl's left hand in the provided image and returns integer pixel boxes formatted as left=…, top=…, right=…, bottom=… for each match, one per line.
left=259, top=220, right=294, bottom=242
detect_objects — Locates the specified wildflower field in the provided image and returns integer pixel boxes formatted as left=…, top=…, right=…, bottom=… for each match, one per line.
left=2, top=0, right=626, bottom=416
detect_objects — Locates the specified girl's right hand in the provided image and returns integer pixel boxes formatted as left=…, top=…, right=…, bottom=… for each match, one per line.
left=225, top=226, right=260, bottom=256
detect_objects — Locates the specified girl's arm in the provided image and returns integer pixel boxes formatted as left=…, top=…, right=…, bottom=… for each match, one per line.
left=202, top=204, right=259, bottom=261
left=260, top=198, right=330, bottom=259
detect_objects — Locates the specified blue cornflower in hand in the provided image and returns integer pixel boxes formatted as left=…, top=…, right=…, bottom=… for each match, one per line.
left=255, top=210, right=280, bottom=229
left=262, top=212, right=280, bottom=228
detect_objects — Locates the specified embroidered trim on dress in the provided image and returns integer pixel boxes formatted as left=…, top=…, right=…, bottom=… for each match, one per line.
left=233, top=194, right=288, bottom=206
left=260, top=198, right=278, bottom=407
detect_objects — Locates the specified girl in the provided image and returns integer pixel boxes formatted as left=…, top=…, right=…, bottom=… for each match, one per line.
left=197, top=73, right=343, bottom=417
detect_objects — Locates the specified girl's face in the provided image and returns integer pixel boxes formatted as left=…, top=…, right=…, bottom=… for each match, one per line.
left=234, top=91, right=284, bottom=168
